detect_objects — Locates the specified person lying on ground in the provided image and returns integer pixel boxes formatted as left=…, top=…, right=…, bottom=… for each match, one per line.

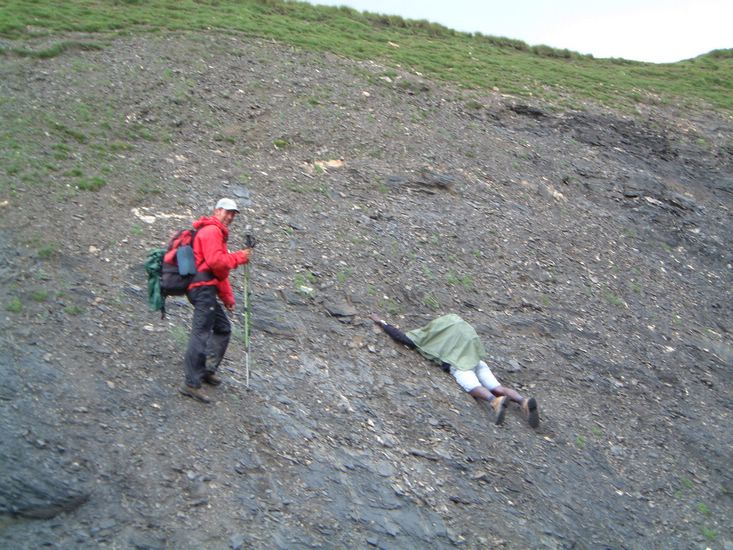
left=369, top=313, right=539, bottom=427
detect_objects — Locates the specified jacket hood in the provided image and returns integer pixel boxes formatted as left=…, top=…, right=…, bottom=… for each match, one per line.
left=192, top=215, right=229, bottom=240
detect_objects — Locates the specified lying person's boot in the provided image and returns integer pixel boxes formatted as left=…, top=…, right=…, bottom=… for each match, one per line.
left=521, top=397, right=540, bottom=428
left=202, top=372, right=222, bottom=386
left=490, top=396, right=508, bottom=425
left=179, top=383, right=211, bottom=404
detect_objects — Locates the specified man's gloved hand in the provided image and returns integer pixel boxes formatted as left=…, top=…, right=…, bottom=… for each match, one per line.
left=244, top=234, right=257, bottom=249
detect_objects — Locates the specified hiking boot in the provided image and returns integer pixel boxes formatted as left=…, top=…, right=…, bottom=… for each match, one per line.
left=179, top=384, right=211, bottom=404
left=521, top=397, right=540, bottom=428
left=202, top=372, right=222, bottom=386
left=490, top=396, right=508, bottom=425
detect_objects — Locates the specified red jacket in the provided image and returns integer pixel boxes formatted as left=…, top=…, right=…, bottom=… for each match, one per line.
left=187, top=216, right=249, bottom=308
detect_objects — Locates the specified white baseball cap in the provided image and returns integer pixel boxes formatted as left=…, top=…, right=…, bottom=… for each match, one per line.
left=215, top=198, right=239, bottom=212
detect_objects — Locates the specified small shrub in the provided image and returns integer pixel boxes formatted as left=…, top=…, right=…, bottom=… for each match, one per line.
left=64, top=305, right=82, bottom=315
left=294, top=272, right=317, bottom=289
left=422, top=292, right=440, bottom=310
left=49, top=120, right=87, bottom=143
left=336, top=268, right=352, bottom=284
left=383, top=297, right=401, bottom=316
left=77, top=176, right=106, bottom=191
left=108, top=140, right=132, bottom=152
left=52, top=143, right=70, bottom=160
left=6, top=297, right=22, bottom=313
left=37, top=243, right=57, bottom=259
left=700, top=526, right=717, bottom=541
left=575, top=435, right=586, bottom=448
left=65, top=167, right=84, bottom=177
left=446, top=270, right=474, bottom=289
left=31, top=289, right=49, bottom=302
left=604, top=291, right=624, bottom=307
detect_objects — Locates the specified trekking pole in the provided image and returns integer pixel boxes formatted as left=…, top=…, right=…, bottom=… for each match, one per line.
left=243, top=261, right=251, bottom=388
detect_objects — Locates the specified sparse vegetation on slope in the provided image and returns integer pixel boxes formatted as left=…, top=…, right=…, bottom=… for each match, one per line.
left=1, top=0, right=732, bottom=111
left=0, top=5, right=731, bottom=549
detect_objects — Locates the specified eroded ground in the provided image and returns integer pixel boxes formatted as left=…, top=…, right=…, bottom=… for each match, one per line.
left=1, top=32, right=731, bottom=549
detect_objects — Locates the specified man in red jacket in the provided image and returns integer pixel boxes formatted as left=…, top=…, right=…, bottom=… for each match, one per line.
left=179, top=198, right=253, bottom=403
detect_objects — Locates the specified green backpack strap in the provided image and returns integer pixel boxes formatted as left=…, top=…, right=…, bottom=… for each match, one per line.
left=145, top=248, right=166, bottom=316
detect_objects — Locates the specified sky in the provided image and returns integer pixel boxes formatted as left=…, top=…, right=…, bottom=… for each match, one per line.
left=307, top=0, right=732, bottom=63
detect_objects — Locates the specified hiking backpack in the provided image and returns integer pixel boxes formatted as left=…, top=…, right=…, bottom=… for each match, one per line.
left=145, top=228, right=209, bottom=318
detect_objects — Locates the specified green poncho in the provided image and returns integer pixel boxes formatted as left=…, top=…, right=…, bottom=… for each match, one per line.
left=406, top=314, right=486, bottom=371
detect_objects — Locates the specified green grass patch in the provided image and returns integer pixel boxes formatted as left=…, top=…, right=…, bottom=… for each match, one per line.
left=422, top=292, right=440, bottom=310
left=36, top=243, right=58, bottom=259
left=5, top=297, right=22, bottom=313
left=48, top=118, right=87, bottom=143
left=336, top=268, right=352, bottom=284
left=64, top=305, right=83, bottom=315
left=294, top=271, right=317, bottom=292
left=1, top=40, right=103, bottom=59
left=31, top=289, right=49, bottom=302
left=64, top=167, right=84, bottom=178
left=445, top=270, right=474, bottom=289
left=604, top=291, right=625, bottom=307
left=76, top=175, right=106, bottom=191
left=699, top=526, right=717, bottom=541
left=52, top=143, right=71, bottom=160
left=378, top=296, right=401, bottom=316
left=674, top=477, right=695, bottom=498
left=0, top=1, right=729, bottom=113
left=108, top=140, right=133, bottom=152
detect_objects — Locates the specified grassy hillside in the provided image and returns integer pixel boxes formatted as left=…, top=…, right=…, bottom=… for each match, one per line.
left=1, top=0, right=732, bottom=112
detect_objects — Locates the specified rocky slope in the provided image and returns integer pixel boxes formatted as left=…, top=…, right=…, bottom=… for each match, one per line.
left=1, top=32, right=732, bottom=549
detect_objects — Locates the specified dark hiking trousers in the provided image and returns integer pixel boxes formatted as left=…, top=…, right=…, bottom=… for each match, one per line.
left=183, top=285, right=231, bottom=388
